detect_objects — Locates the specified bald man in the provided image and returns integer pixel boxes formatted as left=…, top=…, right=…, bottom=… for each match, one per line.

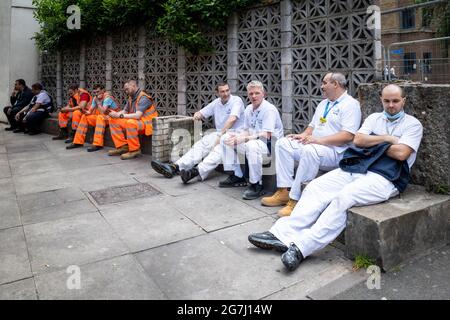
left=248, top=84, right=423, bottom=272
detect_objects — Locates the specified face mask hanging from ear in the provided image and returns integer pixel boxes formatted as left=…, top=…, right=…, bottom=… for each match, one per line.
left=383, top=110, right=405, bottom=121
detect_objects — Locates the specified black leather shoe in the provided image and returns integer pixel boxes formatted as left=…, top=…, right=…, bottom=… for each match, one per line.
left=248, top=231, right=288, bottom=252
left=180, top=167, right=199, bottom=184
left=218, top=174, right=247, bottom=188
left=66, top=143, right=83, bottom=149
left=281, top=243, right=304, bottom=271
left=87, top=146, right=103, bottom=152
left=4, top=127, right=15, bottom=131
left=151, top=160, right=179, bottom=178
left=243, top=183, right=265, bottom=200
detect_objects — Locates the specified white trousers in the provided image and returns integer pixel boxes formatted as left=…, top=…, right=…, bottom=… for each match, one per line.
left=176, top=132, right=220, bottom=171
left=275, top=137, right=341, bottom=201
left=270, top=169, right=398, bottom=258
left=221, top=133, right=270, bottom=184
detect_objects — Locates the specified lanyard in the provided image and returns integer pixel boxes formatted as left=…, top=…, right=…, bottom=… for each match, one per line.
left=320, top=100, right=340, bottom=124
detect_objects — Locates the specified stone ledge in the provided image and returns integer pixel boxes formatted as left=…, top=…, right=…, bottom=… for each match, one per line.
left=40, top=117, right=152, bottom=155
left=345, top=185, right=450, bottom=271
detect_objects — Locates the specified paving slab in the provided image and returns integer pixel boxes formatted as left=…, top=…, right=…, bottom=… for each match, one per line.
left=66, top=166, right=137, bottom=192
left=0, top=278, right=37, bottom=300
left=7, top=150, right=54, bottom=162
left=24, top=212, right=129, bottom=275
left=0, top=145, right=6, bottom=154
left=210, top=217, right=351, bottom=291
left=6, top=143, right=48, bottom=154
left=135, top=172, right=216, bottom=197
left=9, top=159, right=64, bottom=177
left=0, top=197, right=21, bottom=230
left=0, top=163, right=11, bottom=179
left=35, top=255, right=166, bottom=300
left=263, top=258, right=354, bottom=300
left=101, top=196, right=205, bottom=252
left=13, top=171, right=71, bottom=195
left=171, top=189, right=266, bottom=232
left=0, top=227, right=32, bottom=285
left=18, top=187, right=86, bottom=213
left=21, top=199, right=98, bottom=225
left=0, top=178, right=16, bottom=198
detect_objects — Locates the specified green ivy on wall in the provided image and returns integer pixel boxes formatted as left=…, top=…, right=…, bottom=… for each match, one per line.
left=33, top=0, right=259, bottom=54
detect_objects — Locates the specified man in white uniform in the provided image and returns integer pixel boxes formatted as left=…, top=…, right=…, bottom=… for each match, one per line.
left=220, top=80, right=283, bottom=200
left=151, top=83, right=245, bottom=181
left=261, top=73, right=361, bottom=216
left=248, top=84, right=423, bottom=271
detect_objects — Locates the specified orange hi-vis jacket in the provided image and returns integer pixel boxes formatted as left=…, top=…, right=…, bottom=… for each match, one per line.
left=127, top=90, right=158, bottom=136
left=69, top=88, right=92, bottom=113
left=89, top=91, right=119, bottom=116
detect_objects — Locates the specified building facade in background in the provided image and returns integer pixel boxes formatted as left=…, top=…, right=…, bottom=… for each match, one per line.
left=380, top=0, right=450, bottom=83
left=0, top=0, right=40, bottom=123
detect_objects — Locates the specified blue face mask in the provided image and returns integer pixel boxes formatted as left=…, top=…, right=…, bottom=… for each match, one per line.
left=383, top=110, right=405, bottom=121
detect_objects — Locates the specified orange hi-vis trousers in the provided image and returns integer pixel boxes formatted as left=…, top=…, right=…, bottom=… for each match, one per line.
left=109, top=118, right=147, bottom=152
left=73, top=114, right=109, bottom=147
left=58, top=110, right=83, bottom=130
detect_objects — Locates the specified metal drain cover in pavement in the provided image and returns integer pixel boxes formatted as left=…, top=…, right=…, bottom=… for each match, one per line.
left=89, top=183, right=161, bottom=205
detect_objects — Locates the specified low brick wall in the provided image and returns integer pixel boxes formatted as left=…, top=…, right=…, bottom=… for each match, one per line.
left=151, top=115, right=202, bottom=162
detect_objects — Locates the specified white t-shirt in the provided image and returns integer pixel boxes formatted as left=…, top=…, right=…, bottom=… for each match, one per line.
left=309, top=92, right=362, bottom=153
left=243, top=99, right=284, bottom=139
left=358, top=112, right=423, bottom=168
left=199, top=95, right=245, bottom=131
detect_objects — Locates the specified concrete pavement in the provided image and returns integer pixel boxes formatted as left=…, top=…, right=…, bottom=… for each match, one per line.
left=0, top=123, right=361, bottom=300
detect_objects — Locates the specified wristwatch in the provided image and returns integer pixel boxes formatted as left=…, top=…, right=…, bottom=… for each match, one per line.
left=120, top=114, right=124, bottom=118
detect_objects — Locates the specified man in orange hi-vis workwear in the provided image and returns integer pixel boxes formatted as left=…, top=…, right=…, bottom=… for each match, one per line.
left=66, top=84, right=121, bottom=152
left=107, top=80, right=158, bottom=160
left=52, top=84, right=92, bottom=143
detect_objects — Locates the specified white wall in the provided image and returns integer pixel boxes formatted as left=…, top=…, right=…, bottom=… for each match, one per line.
left=0, top=0, right=39, bottom=123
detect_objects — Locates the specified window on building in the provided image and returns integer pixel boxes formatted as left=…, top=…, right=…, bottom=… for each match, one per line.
left=403, top=52, right=417, bottom=74
left=401, top=8, right=415, bottom=29
left=423, top=52, right=432, bottom=74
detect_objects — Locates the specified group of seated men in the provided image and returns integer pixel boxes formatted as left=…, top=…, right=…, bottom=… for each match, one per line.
left=3, top=73, right=423, bottom=272
left=3, top=79, right=54, bottom=135
left=150, top=73, right=423, bottom=272
left=51, top=80, right=158, bottom=160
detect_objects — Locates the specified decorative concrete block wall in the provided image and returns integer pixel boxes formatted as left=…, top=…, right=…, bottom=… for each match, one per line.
left=40, top=0, right=378, bottom=132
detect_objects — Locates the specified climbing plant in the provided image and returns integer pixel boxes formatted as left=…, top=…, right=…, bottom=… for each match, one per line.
left=32, top=0, right=260, bottom=54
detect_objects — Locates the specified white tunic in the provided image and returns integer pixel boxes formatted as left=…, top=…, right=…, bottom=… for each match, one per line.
left=270, top=112, right=423, bottom=258
left=199, top=95, right=245, bottom=131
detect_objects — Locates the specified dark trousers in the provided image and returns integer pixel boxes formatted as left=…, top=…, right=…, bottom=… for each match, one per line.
left=3, top=106, right=22, bottom=128
left=24, top=111, right=49, bottom=133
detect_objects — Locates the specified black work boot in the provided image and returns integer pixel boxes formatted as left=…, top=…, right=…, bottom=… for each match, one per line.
left=151, top=160, right=179, bottom=178
left=180, top=167, right=199, bottom=184
left=248, top=231, right=288, bottom=252
left=218, top=174, right=247, bottom=188
left=66, top=143, right=83, bottom=150
left=281, top=243, right=304, bottom=271
left=87, top=146, right=103, bottom=152
left=65, top=129, right=75, bottom=143
left=52, top=127, right=68, bottom=140
left=242, top=183, right=265, bottom=200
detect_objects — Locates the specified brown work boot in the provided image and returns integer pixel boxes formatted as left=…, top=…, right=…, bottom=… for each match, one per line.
left=120, top=149, right=141, bottom=160
left=261, top=188, right=290, bottom=207
left=52, top=127, right=68, bottom=140
left=108, top=145, right=129, bottom=156
left=277, top=199, right=298, bottom=217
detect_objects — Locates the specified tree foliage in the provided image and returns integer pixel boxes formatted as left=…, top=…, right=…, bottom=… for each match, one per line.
left=32, top=0, right=259, bottom=54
